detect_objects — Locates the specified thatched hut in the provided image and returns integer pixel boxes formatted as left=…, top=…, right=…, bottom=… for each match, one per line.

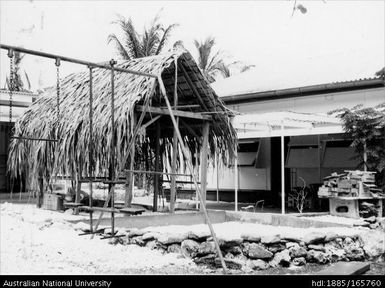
left=7, top=49, right=236, bottom=209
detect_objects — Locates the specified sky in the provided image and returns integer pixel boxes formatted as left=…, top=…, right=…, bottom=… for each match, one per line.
left=0, top=0, right=384, bottom=93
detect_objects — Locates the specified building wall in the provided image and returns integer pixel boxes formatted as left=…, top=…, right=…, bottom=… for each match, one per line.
left=0, top=124, right=11, bottom=191
left=0, top=90, right=36, bottom=192
left=0, top=90, right=36, bottom=122
left=206, top=138, right=271, bottom=191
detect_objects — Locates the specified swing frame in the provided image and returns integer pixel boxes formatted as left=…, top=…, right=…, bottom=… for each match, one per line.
left=1, top=43, right=230, bottom=273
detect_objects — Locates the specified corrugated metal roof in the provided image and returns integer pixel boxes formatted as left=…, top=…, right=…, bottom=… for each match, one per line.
left=211, top=69, right=384, bottom=101
left=215, top=77, right=384, bottom=104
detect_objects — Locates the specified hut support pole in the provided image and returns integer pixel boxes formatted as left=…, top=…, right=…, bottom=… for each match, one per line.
left=88, top=66, right=94, bottom=232
left=158, top=76, right=228, bottom=274
left=363, top=142, right=367, bottom=172
left=234, top=149, right=238, bottom=211
left=281, top=121, right=285, bottom=215
left=75, top=178, right=81, bottom=215
left=170, top=57, right=179, bottom=213
left=216, top=155, right=219, bottom=203
left=109, top=59, right=117, bottom=237
left=37, top=174, right=43, bottom=208
left=153, top=120, right=161, bottom=212
left=170, top=122, right=178, bottom=213
left=200, top=122, right=209, bottom=210
left=125, top=113, right=136, bottom=208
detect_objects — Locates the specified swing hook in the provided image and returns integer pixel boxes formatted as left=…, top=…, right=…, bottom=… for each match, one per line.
left=109, top=59, right=117, bottom=66
left=7, top=49, right=14, bottom=59
left=55, top=57, right=61, bottom=67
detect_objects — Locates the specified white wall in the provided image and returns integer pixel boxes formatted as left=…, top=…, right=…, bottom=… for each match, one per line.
left=0, top=91, right=35, bottom=122
left=206, top=138, right=271, bottom=191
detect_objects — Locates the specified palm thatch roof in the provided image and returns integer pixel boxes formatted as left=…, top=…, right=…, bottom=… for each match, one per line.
left=8, top=49, right=236, bottom=188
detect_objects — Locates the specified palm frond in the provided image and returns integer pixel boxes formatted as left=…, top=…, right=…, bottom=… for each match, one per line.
left=156, top=23, right=179, bottom=55
left=118, top=17, right=141, bottom=59
left=107, top=33, right=130, bottom=60
left=24, top=70, right=31, bottom=90
left=240, top=64, right=255, bottom=73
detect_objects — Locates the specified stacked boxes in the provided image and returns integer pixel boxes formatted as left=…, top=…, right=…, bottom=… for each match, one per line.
left=318, top=170, right=381, bottom=198
left=317, top=170, right=384, bottom=219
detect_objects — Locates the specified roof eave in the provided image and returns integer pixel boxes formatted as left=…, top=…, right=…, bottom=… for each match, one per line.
left=221, top=78, right=385, bottom=105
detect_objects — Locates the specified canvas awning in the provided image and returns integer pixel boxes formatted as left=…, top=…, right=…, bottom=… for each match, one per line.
left=237, top=140, right=260, bottom=166
left=233, top=111, right=343, bottom=139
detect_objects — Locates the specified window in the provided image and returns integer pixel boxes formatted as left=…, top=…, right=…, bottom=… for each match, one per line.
left=237, top=141, right=260, bottom=166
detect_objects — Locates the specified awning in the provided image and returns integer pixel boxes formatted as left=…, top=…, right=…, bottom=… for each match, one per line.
left=237, top=140, right=260, bottom=166
left=234, top=111, right=343, bottom=139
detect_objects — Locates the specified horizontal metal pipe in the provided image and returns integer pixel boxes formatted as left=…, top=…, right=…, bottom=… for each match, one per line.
left=162, top=180, right=201, bottom=184
left=103, top=180, right=124, bottom=185
left=0, top=44, right=157, bottom=78
left=55, top=176, right=126, bottom=182
left=124, top=169, right=192, bottom=177
left=11, top=136, right=58, bottom=142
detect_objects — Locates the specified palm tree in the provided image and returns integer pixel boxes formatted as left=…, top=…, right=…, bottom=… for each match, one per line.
left=193, top=37, right=225, bottom=82
left=193, top=37, right=255, bottom=82
left=107, top=13, right=179, bottom=60
left=217, top=62, right=255, bottom=79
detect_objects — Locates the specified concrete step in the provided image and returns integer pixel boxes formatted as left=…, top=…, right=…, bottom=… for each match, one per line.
left=317, top=262, right=370, bottom=275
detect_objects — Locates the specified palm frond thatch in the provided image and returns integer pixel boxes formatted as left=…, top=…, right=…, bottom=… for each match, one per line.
left=8, top=50, right=237, bottom=190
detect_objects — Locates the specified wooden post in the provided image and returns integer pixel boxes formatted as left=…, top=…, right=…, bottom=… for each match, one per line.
left=88, top=66, right=94, bottom=232
left=170, top=125, right=178, bottom=213
left=318, top=135, right=321, bottom=182
left=125, top=113, right=136, bottom=207
left=158, top=76, right=228, bottom=273
left=363, top=142, right=367, bottom=172
left=109, top=59, right=116, bottom=236
left=234, top=149, right=238, bottom=211
left=37, top=175, right=44, bottom=208
left=125, top=121, right=135, bottom=208
left=281, top=121, right=285, bottom=215
left=216, top=155, right=219, bottom=203
left=200, top=122, right=209, bottom=211
left=74, top=178, right=81, bottom=215
left=195, top=151, right=199, bottom=210
left=170, top=57, right=179, bottom=213
left=153, top=120, right=160, bottom=212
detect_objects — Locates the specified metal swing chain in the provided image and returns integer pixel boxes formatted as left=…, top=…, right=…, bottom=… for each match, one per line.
left=51, top=58, right=61, bottom=180
left=55, top=58, right=61, bottom=129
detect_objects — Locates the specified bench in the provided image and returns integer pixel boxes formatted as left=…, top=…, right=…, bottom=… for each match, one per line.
left=63, top=202, right=83, bottom=208
left=119, top=207, right=145, bottom=215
